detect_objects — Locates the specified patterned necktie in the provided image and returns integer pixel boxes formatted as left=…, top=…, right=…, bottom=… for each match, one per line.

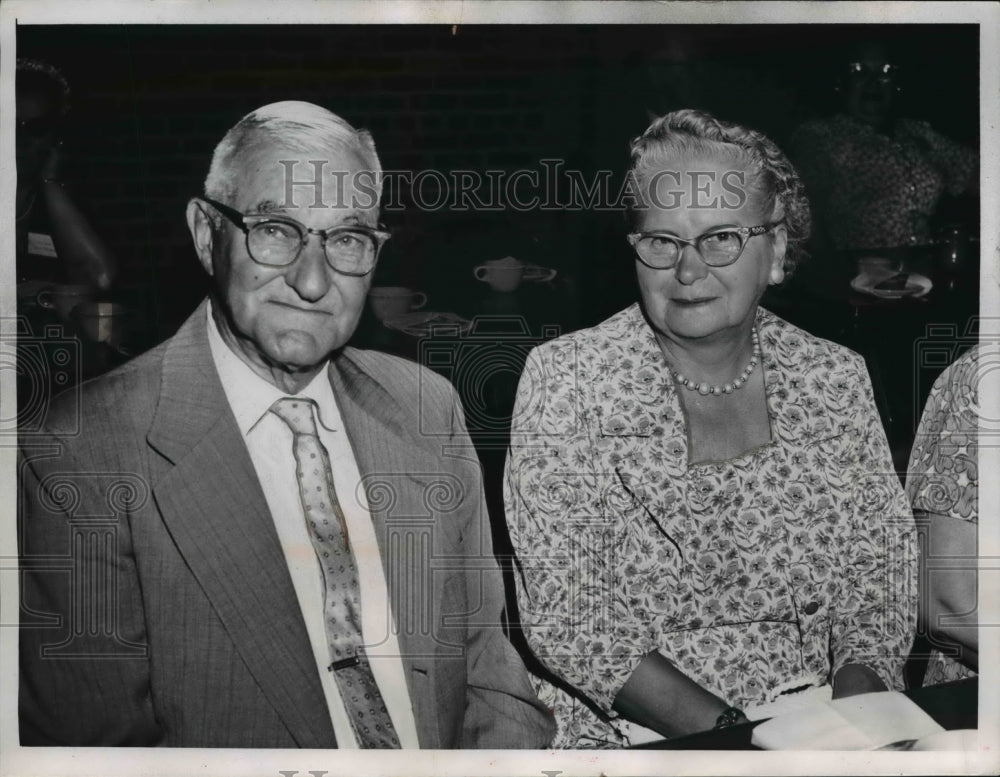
left=270, top=397, right=400, bottom=748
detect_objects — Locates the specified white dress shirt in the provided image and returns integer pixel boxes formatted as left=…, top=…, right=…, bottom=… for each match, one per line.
left=206, top=304, right=419, bottom=748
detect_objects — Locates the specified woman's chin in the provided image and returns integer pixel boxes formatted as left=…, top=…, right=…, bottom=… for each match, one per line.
left=662, top=308, right=728, bottom=340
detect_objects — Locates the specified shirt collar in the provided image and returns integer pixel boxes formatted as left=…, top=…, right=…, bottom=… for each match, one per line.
left=206, top=300, right=338, bottom=436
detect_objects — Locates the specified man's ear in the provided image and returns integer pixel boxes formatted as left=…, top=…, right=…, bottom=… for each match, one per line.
left=186, top=198, right=216, bottom=276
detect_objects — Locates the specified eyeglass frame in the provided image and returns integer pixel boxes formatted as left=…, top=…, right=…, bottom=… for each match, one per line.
left=626, top=222, right=783, bottom=270
left=845, top=60, right=900, bottom=84
left=200, top=196, right=391, bottom=277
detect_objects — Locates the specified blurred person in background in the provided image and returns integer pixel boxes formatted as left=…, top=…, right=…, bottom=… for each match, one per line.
left=16, top=57, right=116, bottom=290
left=789, top=39, right=977, bottom=260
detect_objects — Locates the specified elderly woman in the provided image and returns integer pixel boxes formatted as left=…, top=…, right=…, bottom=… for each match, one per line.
left=504, top=109, right=917, bottom=747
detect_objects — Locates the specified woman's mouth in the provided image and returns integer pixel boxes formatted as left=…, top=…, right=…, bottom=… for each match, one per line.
left=672, top=297, right=716, bottom=307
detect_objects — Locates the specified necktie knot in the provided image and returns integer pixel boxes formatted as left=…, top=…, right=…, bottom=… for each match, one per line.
left=270, top=397, right=320, bottom=437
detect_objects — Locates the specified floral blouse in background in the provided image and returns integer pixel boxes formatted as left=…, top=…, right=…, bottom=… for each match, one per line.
left=906, top=344, right=980, bottom=687
left=790, top=114, right=976, bottom=251
left=504, top=304, right=918, bottom=747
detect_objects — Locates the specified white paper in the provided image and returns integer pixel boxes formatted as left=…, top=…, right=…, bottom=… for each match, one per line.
left=751, top=691, right=945, bottom=750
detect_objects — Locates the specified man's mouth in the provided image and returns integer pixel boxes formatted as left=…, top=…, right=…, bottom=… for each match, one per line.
left=269, top=300, right=330, bottom=315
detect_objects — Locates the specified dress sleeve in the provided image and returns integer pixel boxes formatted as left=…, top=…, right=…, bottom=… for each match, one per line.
left=828, top=353, right=919, bottom=691
left=906, top=119, right=978, bottom=196
left=906, top=348, right=979, bottom=524
left=503, top=343, right=654, bottom=715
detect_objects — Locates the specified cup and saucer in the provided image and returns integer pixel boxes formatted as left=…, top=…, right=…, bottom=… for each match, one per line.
left=473, top=256, right=557, bottom=293
left=368, top=286, right=473, bottom=338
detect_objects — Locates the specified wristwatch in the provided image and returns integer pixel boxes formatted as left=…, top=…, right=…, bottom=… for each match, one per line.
left=714, top=706, right=745, bottom=729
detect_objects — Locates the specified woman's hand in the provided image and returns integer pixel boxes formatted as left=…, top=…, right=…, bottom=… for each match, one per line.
left=831, top=663, right=886, bottom=699
left=612, top=651, right=745, bottom=738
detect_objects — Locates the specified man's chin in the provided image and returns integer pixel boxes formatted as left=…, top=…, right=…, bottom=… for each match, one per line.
left=268, top=351, right=325, bottom=376
left=266, top=335, right=341, bottom=374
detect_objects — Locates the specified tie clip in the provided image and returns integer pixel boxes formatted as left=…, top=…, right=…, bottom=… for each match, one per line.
left=329, top=656, right=360, bottom=672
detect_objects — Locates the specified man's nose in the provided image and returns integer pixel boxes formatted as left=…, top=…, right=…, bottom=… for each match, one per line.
left=674, top=243, right=709, bottom=285
left=284, top=234, right=332, bottom=301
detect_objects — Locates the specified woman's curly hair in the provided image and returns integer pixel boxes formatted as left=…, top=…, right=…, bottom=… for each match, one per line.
left=627, top=109, right=811, bottom=275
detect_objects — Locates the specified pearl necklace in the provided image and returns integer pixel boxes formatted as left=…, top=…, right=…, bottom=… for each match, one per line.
left=671, top=328, right=761, bottom=397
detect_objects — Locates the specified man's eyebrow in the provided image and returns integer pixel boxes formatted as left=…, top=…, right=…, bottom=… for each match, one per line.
left=322, top=212, right=377, bottom=228
left=247, top=203, right=374, bottom=228
left=251, top=200, right=291, bottom=215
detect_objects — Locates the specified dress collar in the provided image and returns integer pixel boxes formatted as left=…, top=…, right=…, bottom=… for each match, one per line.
left=594, top=304, right=812, bottom=453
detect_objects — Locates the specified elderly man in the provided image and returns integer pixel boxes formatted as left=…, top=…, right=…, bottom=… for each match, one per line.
left=19, top=101, right=554, bottom=748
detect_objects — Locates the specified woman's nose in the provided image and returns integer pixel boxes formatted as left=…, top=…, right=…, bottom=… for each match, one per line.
left=674, top=243, right=709, bottom=285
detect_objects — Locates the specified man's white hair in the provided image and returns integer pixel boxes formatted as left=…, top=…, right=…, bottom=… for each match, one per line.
left=203, top=100, right=382, bottom=210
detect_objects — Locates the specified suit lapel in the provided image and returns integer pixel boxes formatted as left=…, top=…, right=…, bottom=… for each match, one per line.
left=147, top=302, right=336, bottom=748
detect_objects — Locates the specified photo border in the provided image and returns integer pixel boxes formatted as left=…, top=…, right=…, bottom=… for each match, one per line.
left=2, top=2, right=997, bottom=775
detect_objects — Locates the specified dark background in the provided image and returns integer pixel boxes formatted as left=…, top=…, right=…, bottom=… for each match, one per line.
left=15, top=23, right=980, bottom=339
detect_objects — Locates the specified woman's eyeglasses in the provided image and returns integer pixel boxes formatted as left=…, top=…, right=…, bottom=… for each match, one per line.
left=627, top=223, right=781, bottom=270
left=845, top=61, right=900, bottom=84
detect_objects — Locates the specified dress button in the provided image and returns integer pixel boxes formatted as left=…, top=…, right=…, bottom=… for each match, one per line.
left=803, top=601, right=820, bottom=615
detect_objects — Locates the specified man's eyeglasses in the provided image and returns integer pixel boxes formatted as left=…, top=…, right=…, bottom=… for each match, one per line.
left=627, top=223, right=781, bottom=270
left=201, top=197, right=390, bottom=277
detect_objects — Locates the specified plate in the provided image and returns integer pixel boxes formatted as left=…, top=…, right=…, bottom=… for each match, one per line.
left=383, top=311, right=473, bottom=337
left=522, top=263, right=557, bottom=282
left=850, top=271, right=932, bottom=299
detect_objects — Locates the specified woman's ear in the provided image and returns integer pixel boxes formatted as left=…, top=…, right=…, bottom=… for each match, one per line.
left=186, top=198, right=216, bottom=276
left=769, top=224, right=788, bottom=285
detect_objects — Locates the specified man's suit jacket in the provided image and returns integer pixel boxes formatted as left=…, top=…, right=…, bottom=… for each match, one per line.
left=19, top=300, right=554, bottom=748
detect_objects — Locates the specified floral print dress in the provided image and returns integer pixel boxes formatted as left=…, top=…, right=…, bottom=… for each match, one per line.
left=906, top=344, right=980, bottom=687
left=504, top=304, right=917, bottom=747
